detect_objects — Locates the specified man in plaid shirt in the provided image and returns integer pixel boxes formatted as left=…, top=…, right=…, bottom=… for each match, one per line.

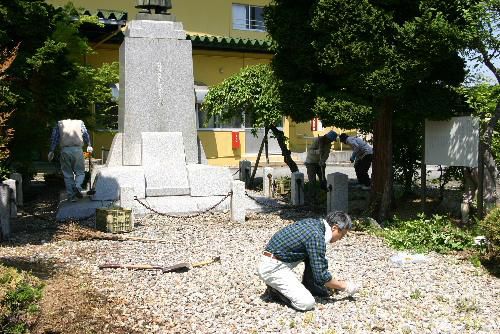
left=257, top=211, right=361, bottom=311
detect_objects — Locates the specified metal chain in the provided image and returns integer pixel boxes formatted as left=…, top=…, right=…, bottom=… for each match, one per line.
left=232, top=168, right=241, bottom=176
left=133, top=191, right=232, bottom=218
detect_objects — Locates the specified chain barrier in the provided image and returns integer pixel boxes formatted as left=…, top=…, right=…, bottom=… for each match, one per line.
left=232, top=168, right=241, bottom=177
left=244, top=191, right=311, bottom=211
left=133, top=191, right=232, bottom=218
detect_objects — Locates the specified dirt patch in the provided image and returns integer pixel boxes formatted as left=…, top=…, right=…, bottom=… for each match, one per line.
left=32, top=270, right=135, bottom=334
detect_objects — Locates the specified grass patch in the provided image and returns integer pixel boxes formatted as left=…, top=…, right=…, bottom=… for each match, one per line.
left=1, top=264, right=44, bottom=334
left=373, top=214, right=474, bottom=253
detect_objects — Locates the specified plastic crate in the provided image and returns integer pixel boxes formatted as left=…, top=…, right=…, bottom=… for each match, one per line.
left=96, top=208, right=133, bottom=234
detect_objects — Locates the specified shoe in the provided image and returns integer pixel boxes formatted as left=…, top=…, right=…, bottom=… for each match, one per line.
left=70, top=196, right=77, bottom=202
left=265, top=285, right=291, bottom=306
left=73, top=187, right=83, bottom=198
left=360, top=185, right=371, bottom=190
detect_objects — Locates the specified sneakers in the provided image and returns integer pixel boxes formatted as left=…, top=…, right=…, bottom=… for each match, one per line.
left=360, top=185, right=371, bottom=190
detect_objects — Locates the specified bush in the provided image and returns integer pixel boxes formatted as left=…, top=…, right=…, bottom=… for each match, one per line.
left=480, top=206, right=500, bottom=261
left=0, top=265, right=44, bottom=334
left=375, top=214, right=474, bottom=253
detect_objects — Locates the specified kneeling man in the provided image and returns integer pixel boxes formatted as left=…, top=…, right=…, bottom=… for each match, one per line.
left=257, top=211, right=360, bottom=311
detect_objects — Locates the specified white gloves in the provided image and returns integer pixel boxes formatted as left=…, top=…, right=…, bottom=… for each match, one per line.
left=344, top=281, right=361, bottom=296
left=86, top=146, right=93, bottom=153
left=48, top=151, right=54, bottom=162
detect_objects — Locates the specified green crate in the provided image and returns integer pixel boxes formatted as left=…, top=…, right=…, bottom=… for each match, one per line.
left=96, top=208, right=133, bottom=234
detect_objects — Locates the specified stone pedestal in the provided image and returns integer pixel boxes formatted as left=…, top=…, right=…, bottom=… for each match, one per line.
left=327, top=172, right=348, bottom=213
left=291, top=172, right=305, bottom=206
left=9, top=173, right=22, bottom=206
left=263, top=167, right=274, bottom=198
left=2, top=179, right=16, bottom=218
left=119, top=20, right=198, bottom=165
left=239, top=160, right=251, bottom=185
left=231, top=181, right=245, bottom=223
left=0, top=184, right=10, bottom=240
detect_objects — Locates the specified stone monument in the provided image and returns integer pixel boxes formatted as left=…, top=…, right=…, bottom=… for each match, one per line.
left=56, top=1, right=235, bottom=220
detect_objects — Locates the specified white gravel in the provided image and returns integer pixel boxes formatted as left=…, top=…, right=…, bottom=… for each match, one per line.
left=2, top=211, right=499, bottom=333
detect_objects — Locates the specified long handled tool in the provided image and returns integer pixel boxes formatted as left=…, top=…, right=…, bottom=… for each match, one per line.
left=99, top=256, right=221, bottom=273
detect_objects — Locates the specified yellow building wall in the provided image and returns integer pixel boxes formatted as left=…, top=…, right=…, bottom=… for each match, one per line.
left=46, top=0, right=270, bottom=40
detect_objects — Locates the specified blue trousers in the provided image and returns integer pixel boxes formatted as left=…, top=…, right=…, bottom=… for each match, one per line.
left=60, top=146, right=85, bottom=198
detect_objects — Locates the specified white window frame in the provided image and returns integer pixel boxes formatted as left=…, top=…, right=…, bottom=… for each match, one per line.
left=232, top=3, right=266, bottom=32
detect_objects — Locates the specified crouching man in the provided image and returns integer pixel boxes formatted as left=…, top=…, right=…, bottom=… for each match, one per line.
left=257, top=211, right=360, bottom=311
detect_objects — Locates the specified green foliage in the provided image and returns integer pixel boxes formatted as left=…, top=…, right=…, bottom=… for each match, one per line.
left=202, top=64, right=283, bottom=129
left=460, top=83, right=500, bottom=165
left=376, top=214, right=474, bottom=253
left=0, top=0, right=116, bottom=172
left=0, top=264, right=44, bottom=334
left=480, top=206, right=500, bottom=261
left=265, top=0, right=470, bottom=127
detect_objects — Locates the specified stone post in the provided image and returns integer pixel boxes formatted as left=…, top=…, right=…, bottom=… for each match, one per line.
left=327, top=172, right=348, bottom=213
left=263, top=167, right=274, bottom=198
left=10, top=173, right=23, bottom=206
left=231, top=180, right=245, bottom=223
left=239, top=160, right=251, bottom=186
left=120, top=187, right=136, bottom=209
left=2, top=179, right=17, bottom=218
left=120, top=187, right=135, bottom=228
left=0, top=184, right=10, bottom=241
left=291, top=172, right=305, bottom=206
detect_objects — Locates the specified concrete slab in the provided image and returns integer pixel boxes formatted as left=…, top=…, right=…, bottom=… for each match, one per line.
left=92, top=166, right=146, bottom=201
left=56, top=197, right=114, bottom=221
left=187, top=164, right=232, bottom=196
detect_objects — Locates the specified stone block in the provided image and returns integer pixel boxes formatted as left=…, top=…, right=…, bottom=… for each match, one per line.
left=0, top=184, right=10, bottom=240
left=291, top=172, right=305, bottom=206
left=142, top=132, right=190, bottom=196
left=263, top=167, right=274, bottom=198
left=9, top=173, right=23, bottom=206
left=120, top=187, right=136, bottom=210
left=119, top=33, right=197, bottom=165
left=2, top=179, right=16, bottom=218
left=327, top=172, right=348, bottom=213
left=239, top=160, right=251, bottom=184
left=92, top=166, right=146, bottom=201
left=187, top=164, right=232, bottom=196
left=105, top=133, right=123, bottom=167
left=56, top=198, right=114, bottom=221
left=231, top=181, right=245, bottom=223
left=125, top=20, right=186, bottom=39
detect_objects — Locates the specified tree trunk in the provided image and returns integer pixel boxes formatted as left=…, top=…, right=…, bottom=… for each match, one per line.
left=370, top=97, right=394, bottom=223
left=269, top=124, right=299, bottom=173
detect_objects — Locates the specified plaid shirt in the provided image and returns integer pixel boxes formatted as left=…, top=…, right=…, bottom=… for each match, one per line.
left=50, top=121, right=91, bottom=151
left=265, top=218, right=332, bottom=285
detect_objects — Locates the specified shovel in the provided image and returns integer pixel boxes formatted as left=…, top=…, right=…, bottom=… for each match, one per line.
left=99, top=256, right=221, bottom=273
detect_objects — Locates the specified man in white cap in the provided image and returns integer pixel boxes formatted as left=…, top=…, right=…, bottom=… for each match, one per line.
left=48, top=119, right=93, bottom=202
left=304, top=130, right=337, bottom=200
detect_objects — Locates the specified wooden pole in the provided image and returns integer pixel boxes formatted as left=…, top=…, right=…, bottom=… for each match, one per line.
left=421, top=138, right=427, bottom=215
left=250, top=128, right=269, bottom=186
left=477, top=139, right=484, bottom=219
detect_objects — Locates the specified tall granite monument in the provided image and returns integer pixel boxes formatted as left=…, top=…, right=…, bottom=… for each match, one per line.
left=56, top=1, right=233, bottom=219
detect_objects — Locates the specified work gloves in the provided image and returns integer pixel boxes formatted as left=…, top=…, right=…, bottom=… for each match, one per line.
left=48, top=151, right=54, bottom=162
left=350, top=158, right=355, bottom=163
left=343, top=281, right=361, bottom=296
left=86, top=146, right=93, bottom=153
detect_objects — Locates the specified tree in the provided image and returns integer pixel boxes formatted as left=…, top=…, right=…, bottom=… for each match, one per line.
left=202, top=64, right=299, bottom=173
left=265, top=0, right=473, bottom=221
left=462, top=0, right=499, bottom=210
left=0, top=1, right=114, bottom=174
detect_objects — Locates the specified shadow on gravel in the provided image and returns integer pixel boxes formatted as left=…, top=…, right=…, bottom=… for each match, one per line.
left=0, top=257, right=58, bottom=280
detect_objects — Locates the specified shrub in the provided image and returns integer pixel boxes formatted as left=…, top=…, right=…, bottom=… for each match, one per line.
left=480, top=206, right=500, bottom=261
left=0, top=264, right=44, bottom=334
left=376, top=214, right=474, bottom=253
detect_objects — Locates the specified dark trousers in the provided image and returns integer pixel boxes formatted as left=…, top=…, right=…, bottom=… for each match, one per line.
left=305, top=163, right=326, bottom=204
left=302, top=259, right=329, bottom=297
left=355, top=154, right=372, bottom=187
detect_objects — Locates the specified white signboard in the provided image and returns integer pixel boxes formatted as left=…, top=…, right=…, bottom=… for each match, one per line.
left=425, top=116, right=479, bottom=167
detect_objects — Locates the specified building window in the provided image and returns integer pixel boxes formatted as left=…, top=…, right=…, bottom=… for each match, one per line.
left=232, top=4, right=266, bottom=31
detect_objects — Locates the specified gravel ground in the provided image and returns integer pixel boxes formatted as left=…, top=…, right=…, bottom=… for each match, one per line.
left=2, top=210, right=499, bottom=334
